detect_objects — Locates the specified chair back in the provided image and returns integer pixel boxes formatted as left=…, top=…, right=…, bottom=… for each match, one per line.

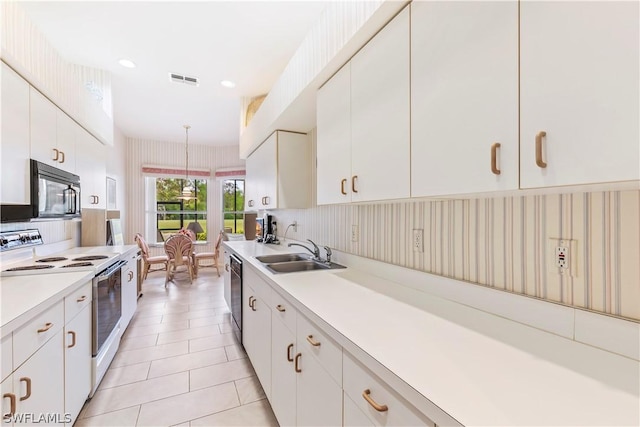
left=135, top=233, right=150, bottom=260
left=164, top=234, right=193, bottom=267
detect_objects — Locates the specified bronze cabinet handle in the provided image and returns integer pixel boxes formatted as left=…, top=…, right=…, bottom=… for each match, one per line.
left=76, top=295, right=87, bottom=302
left=59, top=150, right=65, bottom=163
left=535, top=131, right=547, bottom=168
left=294, top=353, right=302, bottom=373
left=251, top=299, right=257, bottom=311
left=248, top=296, right=255, bottom=306
left=225, top=264, right=229, bottom=272
left=67, top=331, right=77, bottom=348
left=306, top=335, right=321, bottom=347
left=351, top=175, right=358, bottom=193
left=340, top=179, right=347, bottom=195
left=37, top=322, right=53, bottom=333
left=491, top=142, right=501, bottom=175
left=276, top=304, right=285, bottom=312
left=362, top=389, right=388, bottom=412
left=52, top=148, right=59, bottom=161
left=19, top=378, right=31, bottom=401
left=248, top=199, right=254, bottom=207
left=3, top=393, right=16, bottom=419
left=287, top=344, right=294, bottom=362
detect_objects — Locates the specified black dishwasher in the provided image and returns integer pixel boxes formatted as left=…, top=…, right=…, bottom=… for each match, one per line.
left=230, top=254, right=243, bottom=344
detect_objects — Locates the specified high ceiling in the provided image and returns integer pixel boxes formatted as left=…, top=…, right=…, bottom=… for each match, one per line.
left=20, top=1, right=328, bottom=146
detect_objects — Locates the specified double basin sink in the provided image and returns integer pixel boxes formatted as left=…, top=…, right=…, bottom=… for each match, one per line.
left=255, top=253, right=346, bottom=274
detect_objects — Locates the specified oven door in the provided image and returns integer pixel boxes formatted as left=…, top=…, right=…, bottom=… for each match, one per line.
left=92, top=260, right=126, bottom=356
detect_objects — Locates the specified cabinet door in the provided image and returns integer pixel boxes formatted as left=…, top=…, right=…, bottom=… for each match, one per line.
left=253, top=134, right=278, bottom=209
left=277, top=132, right=311, bottom=209
left=29, top=88, right=58, bottom=167
left=295, top=350, right=342, bottom=426
left=242, top=284, right=272, bottom=399
left=121, top=257, right=138, bottom=332
left=55, top=110, right=76, bottom=174
left=244, top=152, right=259, bottom=211
left=411, top=1, right=519, bottom=197
left=76, top=127, right=106, bottom=209
left=317, top=63, right=352, bottom=205
left=13, top=330, right=64, bottom=424
left=520, top=1, right=640, bottom=188
left=271, top=316, right=296, bottom=426
left=1, top=63, right=30, bottom=204
left=350, top=6, right=410, bottom=202
left=64, top=305, right=92, bottom=424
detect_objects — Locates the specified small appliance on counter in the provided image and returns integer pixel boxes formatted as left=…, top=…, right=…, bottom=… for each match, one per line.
left=257, top=213, right=279, bottom=244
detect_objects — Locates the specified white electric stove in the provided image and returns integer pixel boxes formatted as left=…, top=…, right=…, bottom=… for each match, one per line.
left=0, top=229, right=125, bottom=396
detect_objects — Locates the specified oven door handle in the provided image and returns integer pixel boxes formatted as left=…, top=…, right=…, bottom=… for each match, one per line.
left=96, top=260, right=127, bottom=281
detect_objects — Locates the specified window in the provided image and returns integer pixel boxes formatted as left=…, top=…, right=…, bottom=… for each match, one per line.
left=146, top=177, right=208, bottom=242
left=222, top=179, right=244, bottom=234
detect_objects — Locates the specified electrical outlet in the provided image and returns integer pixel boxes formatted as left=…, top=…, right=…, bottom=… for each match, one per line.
left=548, top=238, right=578, bottom=277
left=413, top=229, right=424, bottom=253
left=351, top=225, right=359, bottom=242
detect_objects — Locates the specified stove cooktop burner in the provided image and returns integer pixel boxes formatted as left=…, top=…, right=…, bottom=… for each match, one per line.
left=5, top=265, right=55, bottom=271
left=62, top=262, right=94, bottom=268
left=36, top=257, right=68, bottom=263
left=72, top=255, right=109, bottom=261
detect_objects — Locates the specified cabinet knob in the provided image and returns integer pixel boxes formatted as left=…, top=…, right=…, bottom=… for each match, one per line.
left=287, top=343, right=294, bottom=362
left=59, top=150, right=65, bottom=164
left=37, top=322, right=53, bottom=333
left=76, top=295, right=87, bottom=302
left=67, top=331, right=77, bottom=348
left=276, top=304, right=286, bottom=313
left=351, top=175, right=358, bottom=193
left=294, top=353, right=302, bottom=373
left=535, top=131, right=547, bottom=168
left=306, top=335, right=321, bottom=347
left=362, top=389, right=388, bottom=412
left=2, top=393, right=16, bottom=419
left=52, top=148, right=59, bottom=162
left=491, top=142, right=501, bottom=175
left=340, top=179, right=347, bottom=195
left=19, top=377, right=31, bottom=401
left=248, top=200, right=254, bottom=207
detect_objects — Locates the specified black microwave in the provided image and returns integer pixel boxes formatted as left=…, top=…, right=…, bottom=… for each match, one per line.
left=30, top=160, right=81, bottom=220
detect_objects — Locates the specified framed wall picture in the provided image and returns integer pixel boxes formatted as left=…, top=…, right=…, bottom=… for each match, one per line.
left=106, top=177, right=117, bottom=210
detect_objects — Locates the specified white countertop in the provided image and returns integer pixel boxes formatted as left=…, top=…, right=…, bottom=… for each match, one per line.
left=1, top=271, right=94, bottom=336
left=225, top=241, right=640, bottom=426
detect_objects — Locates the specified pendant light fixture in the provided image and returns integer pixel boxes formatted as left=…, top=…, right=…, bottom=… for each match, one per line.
left=177, top=125, right=196, bottom=201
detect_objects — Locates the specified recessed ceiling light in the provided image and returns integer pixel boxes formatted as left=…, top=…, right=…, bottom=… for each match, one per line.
left=118, top=59, right=136, bottom=69
left=220, top=80, right=236, bottom=88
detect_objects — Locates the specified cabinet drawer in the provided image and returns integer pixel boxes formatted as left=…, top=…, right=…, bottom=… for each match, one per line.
left=271, top=289, right=296, bottom=334
left=1, top=334, right=11, bottom=382
left=13, top=300, right=64, bottom=369
left=64, top=281, right=92, bottom=321
left=343, top=352, right=435, bottom=427
left=296, top=312, right=342, bottom=386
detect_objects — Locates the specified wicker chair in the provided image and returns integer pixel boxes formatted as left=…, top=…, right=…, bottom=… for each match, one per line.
left=164, top=234, right=195, bottom=285
left=135, top=233, right=168, bottom=283
left=193, top=230, right=223, bottom=277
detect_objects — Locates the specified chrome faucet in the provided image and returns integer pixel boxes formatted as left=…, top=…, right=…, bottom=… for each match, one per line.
left=323, top=246, right=332, bottom=263
left=288, top=239, right=321, bottom=260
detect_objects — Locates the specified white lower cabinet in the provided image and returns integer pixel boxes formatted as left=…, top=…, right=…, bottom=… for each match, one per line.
left=64, top=304, right=92, bottom=424
left=121, top=250, right=139, bottom=333
left=343, top=352, right=435, bottom=427
left=270, top=315, right=297, bottom=426
left=242, top=275, right=272, bottom=399
left=1, top=281, right=93, bottom=426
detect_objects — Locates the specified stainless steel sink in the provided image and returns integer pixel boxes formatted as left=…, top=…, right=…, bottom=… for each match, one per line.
left=255, top=253, right=311, bottom=263
left=265, top=260, right=346, bottom=274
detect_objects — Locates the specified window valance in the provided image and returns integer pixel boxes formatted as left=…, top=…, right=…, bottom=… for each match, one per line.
left=141, top=164, right=211, bottom=178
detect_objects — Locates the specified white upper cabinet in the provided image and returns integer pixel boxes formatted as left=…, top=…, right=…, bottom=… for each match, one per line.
left=30, top=87, right=77, bottom=174
left=317, top=63, right=352, bottom=205
left=520, top=1, right=640, bottom=188
left=1, top=62, right=30, bottom=204
left=350, top=6, right=410, bottom=202
left=411, top=1, right=519, bottom=197
left=245, top=130, right=311, bottom=211
left=317, top=6, right=410, bottom=205
left=75, top=127, right=106, bottom=209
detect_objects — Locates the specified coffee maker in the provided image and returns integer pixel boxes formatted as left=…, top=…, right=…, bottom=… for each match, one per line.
left=262, top=213, right=278, bottom=244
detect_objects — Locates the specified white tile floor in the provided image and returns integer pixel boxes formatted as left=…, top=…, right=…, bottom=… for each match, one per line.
left=76, top=268, right=279, bottom=426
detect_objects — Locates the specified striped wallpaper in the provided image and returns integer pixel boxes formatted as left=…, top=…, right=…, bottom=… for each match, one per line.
left=275, top=191, right=640, bottom=321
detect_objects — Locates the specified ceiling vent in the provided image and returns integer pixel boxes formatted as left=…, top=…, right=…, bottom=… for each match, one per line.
left=169, top=73, right=199, bottom=87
